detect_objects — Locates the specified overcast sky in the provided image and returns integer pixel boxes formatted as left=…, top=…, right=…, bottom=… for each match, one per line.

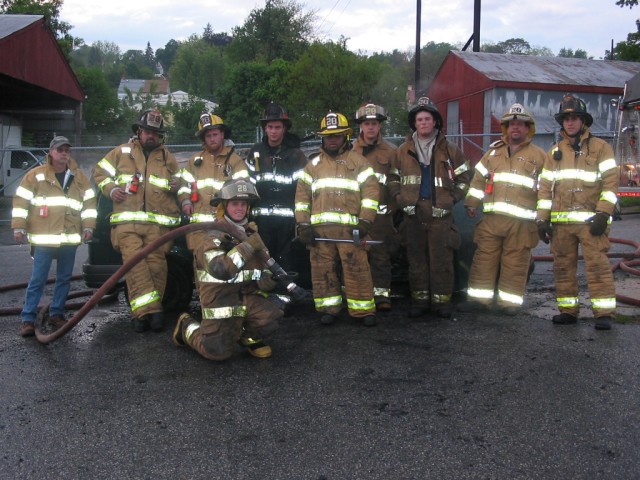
left=60, top=0, right=636, bottom=59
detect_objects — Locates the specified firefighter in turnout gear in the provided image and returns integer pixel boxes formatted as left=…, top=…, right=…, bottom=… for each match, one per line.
left=172, top=179, right=282, bottom=360
left=12, top=136, right=96, bottom=337
left=536, top=94, right=618, bottom=330
left=352, top=103, right=398, bottom=311
left=388, top=97, right=472, bottom=318
left=246, top=102, right=308, bottom=282
left=295, top=111, right=379, bottom=326
left=460, top=104, right=546, bottom=315
left=93, top=109, right=180, bottom=333
left=178, top=112, right=249, bottom=252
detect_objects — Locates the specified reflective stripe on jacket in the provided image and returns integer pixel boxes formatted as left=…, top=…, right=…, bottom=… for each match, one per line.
left=295, top=147, right=379, bottom=228
left=11, top=156, right=97, bottom=246
left=352, top=133, right=397, bottom=215
left=388, top=133, right=471, bottom=216
left=465, top=137, right=546, bottom=220
left=536, top=129, right=618, bottom=224
left=93, top=139, right=180, bottom=226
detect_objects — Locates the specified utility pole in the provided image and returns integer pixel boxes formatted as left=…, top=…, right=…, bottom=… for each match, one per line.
left=414, top=0, right=421, bottom=97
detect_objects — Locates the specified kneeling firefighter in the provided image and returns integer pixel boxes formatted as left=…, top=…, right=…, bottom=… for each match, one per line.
left=173, top=179, right=283, bottom=360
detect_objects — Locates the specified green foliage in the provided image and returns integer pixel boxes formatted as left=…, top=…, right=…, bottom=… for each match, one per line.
left=166, top=99, right=209, bottom=144
left=614, top=31, right=640, bottom=61
left=156, top=39, right=180, bottom=73
left=226, top=0, right=314, bottom=64
left=120, top=49, right=155, bottom=79
left=216, top=60, right=293, bottom=142
left=558, top=48, right=589, bottom=59
left=168, top=35, right=225, bottom=99
left=75, top=67, right=120, bottom=132
left=285, top=41, right=382, bottom=137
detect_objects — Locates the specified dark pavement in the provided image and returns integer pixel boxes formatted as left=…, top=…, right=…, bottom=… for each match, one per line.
left=1, top=196, right=639, bottom=479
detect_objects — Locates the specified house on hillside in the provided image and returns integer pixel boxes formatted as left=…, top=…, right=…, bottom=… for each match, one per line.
left=117, top=79, right=217, bottom=112
left=426, top=51, right=640, bottom=162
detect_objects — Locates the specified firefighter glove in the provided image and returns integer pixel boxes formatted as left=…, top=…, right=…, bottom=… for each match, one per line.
left=237, top=233, right=267, bottom=259
left=589, top=212, right=609, bottom=236
left=257, top=272, right=278, bottom=292
left=355, top=219, right=372, bottom=238
left=296, top=223, right=316, bottom=246
left=536, top=220, right=553, bottom=244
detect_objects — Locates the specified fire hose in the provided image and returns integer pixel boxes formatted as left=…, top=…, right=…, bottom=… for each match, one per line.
left=34, top=220, right=308, bottom=344
left=532, top=236, right=640, bottom=307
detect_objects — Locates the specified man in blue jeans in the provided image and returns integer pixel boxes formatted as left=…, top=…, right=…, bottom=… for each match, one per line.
left=12, top=136, right=96, bottom=336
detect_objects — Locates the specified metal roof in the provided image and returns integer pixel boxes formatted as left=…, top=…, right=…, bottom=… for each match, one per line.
left=0, top=14, right=41, bottom=41
left=453, top=51, right=640, bottom=88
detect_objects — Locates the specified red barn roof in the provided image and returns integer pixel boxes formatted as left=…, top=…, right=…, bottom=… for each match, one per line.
left=0, top=14, right=84, bottom=108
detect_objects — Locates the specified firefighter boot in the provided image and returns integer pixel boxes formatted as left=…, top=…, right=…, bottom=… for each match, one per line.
left=552, top=313, right=577, bottom=325
left=172, top=313, right=195, bottom=347
left=594, top=316, right=612, bottom=331
left=433, top=303, right=453, bottom=318
left=409, top=304, right=429, bottom=318
left=150, top=312, right=164, bottom=332
left=131, top=315, right=149, bottom=333
left=362, top=314, right=377, bottom=327
left=320, top=314, right=338, bottom=325
left=239, top=333, right=272, bottom=359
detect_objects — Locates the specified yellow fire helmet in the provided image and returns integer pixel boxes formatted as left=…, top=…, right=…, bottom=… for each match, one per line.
left=317, top=111, right=353, bottom=136
left=196, top=112, right=230, bottom=139
left=500, top=103, right=536, bottom=137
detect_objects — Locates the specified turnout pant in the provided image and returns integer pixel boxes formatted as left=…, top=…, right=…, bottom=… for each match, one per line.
left=112, top=223, right=172, bottom=319
left=467, top=214, right=538, bottom=307
left=551, top=224, right=616, bottom=318
left=310, top=225, right=375, bottom=318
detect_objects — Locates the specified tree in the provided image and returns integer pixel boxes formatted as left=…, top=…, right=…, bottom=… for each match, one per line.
left=144, top=42, right=156, bottom=71
left=75, top=66, right=120, bottom=133
left=226, top=0, right=315, bottom=64
left=616, top=0, right=638, bottom=7
left=120, top=49, right=155, bottom=79
left=558, top=48, right=589, bottom=59
left=216, top=59, right=293, bottom=142
left=285, top=40, right=382, bottom=136
left=168, top=35, right=225, bottom=99
left=614, top=31, right=640, bottom=61
left=156, top=39, right=180, bottom=73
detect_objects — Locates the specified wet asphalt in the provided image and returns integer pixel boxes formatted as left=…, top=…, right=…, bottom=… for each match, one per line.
left=1, top=202, right=639, bottom=479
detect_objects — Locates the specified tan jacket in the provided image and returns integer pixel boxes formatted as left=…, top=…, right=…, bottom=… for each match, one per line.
left=178, top=146, right=249, bottom=223
left=352, top=133, right=397, bottom=215
left=537, top=129, right=618, bottom=223
left=465, top=137, right=546, bottom=221
left=94, top=139, right=180, bottom=226
left=388, top=133, right=471, bottom=216
left=12, top=156, right=96, bottom=246
left=295, top=146, right=379, bottom=231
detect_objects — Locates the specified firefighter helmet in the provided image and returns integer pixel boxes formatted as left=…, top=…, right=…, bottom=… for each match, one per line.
left=355, top=103, right=387, bottom=124
left=260, top=102, right=292, bottom=129
left=317, top=111, right=353, bottom=136
left=210, top=178, right=260, bottom=206
left=554, top=94, right=593, bottom=127
left=408, top=97, right=443, bottom=131
left=196, top=112, right=230, bottom=139
left=131, top=109, right=165, bottom=135
left=500, top=103, right=536, bottom=137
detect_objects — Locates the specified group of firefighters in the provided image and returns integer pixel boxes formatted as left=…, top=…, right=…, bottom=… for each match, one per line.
left=12, top=93, right=619, bottom=361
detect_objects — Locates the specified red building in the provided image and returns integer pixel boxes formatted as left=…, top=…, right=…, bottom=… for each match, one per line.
left=427, top=51, right=640, bottom=163
left=0, top=14, right=84, bottom=146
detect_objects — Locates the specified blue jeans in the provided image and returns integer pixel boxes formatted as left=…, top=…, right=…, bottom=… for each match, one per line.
left=21, top=245, right=78, bottom=323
